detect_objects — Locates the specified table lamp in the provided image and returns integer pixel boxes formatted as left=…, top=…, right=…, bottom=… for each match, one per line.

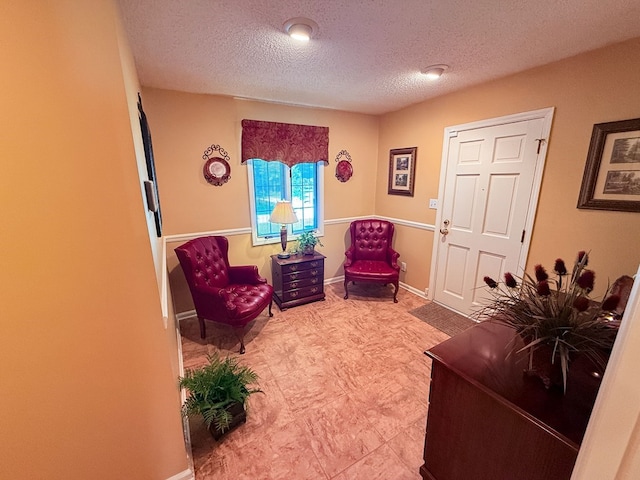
left=269, top=201, right=299, bottom=258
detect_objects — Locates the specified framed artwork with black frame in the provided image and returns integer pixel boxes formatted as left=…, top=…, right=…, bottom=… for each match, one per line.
left=138, top=93, right=163, bottom=236
left=388, top=147, right=417, bottom=196
left=578, top=117, right=640, bottom=212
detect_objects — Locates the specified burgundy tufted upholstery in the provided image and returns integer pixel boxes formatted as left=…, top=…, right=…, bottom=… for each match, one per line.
left=175, top=236, right=273, bottom=354
left=343, top=219, right=401, bottom=302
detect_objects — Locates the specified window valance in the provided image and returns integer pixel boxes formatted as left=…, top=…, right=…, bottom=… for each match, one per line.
left=241, top=119, right=329, bottom=167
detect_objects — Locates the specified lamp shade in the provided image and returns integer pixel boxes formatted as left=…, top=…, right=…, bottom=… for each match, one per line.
left=270, top=201, right=298, bottom=225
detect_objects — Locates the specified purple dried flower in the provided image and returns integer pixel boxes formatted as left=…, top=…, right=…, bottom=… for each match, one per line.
left=602, top=294, right=621, bottom=312
left=483, top=276, right=498, bottom=289
left=577, top=270, right=595, bottom=291
left=577, top=251, right=589, bottom=266
left=573, top=296, right=590, bottom=312
left=536, top=280, right=551, bottom=296
left=504, top=272, right=517, bottom=288
left=535, top=264, right=549, bottom=282
left=554, top=259, right=567, bottom=276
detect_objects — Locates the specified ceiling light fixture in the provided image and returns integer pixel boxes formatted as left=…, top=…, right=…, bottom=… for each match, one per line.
left=284, top=17, right=318, bottom=42
left=422, top=64, right=449, bottom=80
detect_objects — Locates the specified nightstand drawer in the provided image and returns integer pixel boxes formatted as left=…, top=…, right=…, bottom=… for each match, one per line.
left=282, top=284, right=324, bottom=302
left=281, top=259, right=323, bottom=274
left=284, top=275, right=322, bottom=291
left=282, top=267, right=323, bottom=283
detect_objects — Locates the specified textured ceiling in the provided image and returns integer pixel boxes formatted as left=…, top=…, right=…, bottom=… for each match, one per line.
left=117, top=0, right=640, bottom=115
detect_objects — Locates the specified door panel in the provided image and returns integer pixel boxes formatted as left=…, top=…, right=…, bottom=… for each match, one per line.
left=434, top=118, right=545, bottom=315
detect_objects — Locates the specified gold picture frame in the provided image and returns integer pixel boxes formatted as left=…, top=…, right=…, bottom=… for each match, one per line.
left=388, top=147, right=417, bottom=196
left=578, top=118, right=640, bottom=212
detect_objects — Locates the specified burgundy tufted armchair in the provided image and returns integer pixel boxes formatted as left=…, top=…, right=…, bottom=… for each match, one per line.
left=343, top=219, right=401, bottom=303
left=174, top=236, right=273, bottom=354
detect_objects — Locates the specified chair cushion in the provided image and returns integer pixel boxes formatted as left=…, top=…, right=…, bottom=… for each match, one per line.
left=219, top=283, right=274, bottom=326
left=344, top=260, right=399, bottom=282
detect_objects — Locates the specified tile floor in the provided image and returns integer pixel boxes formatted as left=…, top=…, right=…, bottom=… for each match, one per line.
left=179, top=282, right=451, bottom=480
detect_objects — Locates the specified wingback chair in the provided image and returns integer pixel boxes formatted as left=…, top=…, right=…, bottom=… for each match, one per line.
left=174, top=236, right=273, bottom=354
left=343, top=219, right=401, bottom=302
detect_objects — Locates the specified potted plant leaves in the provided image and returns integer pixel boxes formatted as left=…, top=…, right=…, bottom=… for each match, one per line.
left=296, top=230, right=323, bottom=255
left=475, top=251, right=620, bottom=392
left=179, top=353, right=261, bottom=440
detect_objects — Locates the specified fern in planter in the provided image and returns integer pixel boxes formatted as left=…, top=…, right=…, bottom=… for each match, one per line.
left=179, top=353, right=261, bottom=435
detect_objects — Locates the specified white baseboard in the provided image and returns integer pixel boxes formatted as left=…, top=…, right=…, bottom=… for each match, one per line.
left=175, top=278, right=425, bottom=320
left=166, top=468, right=194, bottom=480
left=399, top=281, right=427, bottom=299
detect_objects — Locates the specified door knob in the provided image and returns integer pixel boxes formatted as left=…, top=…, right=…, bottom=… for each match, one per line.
left=440, top=219, right=450, bottom=235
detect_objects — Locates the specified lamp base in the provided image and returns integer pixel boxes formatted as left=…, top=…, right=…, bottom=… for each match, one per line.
left=277, top=252, right=291, bottom=259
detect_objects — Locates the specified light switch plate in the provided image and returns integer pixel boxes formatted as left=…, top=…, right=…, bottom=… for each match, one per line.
left=429, top=198, right=438, bottom=209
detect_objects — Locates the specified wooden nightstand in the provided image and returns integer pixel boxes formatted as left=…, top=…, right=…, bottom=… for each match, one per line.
left=271, top=252, right=325, bottom=310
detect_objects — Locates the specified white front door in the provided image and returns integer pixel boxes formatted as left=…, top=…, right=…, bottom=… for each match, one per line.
left=431, top=109, right=554, bottom=316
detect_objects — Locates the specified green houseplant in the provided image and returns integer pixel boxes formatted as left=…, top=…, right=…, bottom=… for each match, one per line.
left=179, top=353, right=261, bottom=440
left=296, top=230, right=323, bottom=255
left=475, top=251, right=620, bottom=392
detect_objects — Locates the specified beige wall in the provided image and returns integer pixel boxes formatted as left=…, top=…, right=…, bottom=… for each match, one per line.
left=0, top=1, right=187, bottom=478
left=378, top=37, right=640, bottom=297
left=142, top=89, right=380, bottom=310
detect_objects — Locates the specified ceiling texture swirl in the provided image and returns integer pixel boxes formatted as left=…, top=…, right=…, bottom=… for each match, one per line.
left=118, top=0, right=640, bottom=115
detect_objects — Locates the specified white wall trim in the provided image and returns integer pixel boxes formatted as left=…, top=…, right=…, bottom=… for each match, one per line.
left=164, top=227, right=252, bottom=244
left=375, top=215, right=435, bottom=231
left=174, top=276, right=425, bottom=319
left=400, top=281, right=428, bottom=299
left=166, top=468, right=194, bottom=480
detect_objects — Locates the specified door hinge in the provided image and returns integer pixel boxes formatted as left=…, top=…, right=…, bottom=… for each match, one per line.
left=535, top=138, right=546, bottom=154
left=449, top=130, right=458, bottom=138
left=521, top=229, right=526, bottom=243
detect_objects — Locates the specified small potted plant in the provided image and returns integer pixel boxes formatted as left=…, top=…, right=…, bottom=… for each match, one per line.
left=296, top=230, right=323, bottom=255
left=179, top=353, right=261, bottom=440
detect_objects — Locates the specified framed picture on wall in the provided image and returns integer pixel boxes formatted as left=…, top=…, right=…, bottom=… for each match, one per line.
left=388, top=147, right=417, bottom=196
left=138, top=93, right=163, bottom=236
left=578, top=117, right=640, bottom=212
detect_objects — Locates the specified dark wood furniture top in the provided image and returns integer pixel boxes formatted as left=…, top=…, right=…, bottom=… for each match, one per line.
left=421, top=321, right=604, bottom=480
left=271, top=252, right=325, bottom=310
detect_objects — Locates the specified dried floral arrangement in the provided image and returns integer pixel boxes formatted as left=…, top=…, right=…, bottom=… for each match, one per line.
left=475, top=251, right=620, bottom=391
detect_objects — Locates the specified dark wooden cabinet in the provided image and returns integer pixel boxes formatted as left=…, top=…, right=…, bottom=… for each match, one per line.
left=421, top=322, right=603, bottom=480
left=271, top=252, right=325, bottom=310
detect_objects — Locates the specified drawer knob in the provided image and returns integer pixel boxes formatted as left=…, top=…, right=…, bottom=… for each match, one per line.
left=311, top=287, right=318, bottom=293
left=290, top=291, right=298, bottom=298
left=311, top=270, right=318, bottom=275
left=290, top=282, right=298, bottom=289
left=289, top=265, right=298, bottom=271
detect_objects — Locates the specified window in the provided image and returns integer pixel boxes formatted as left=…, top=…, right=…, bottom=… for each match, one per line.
left=247, top=159, right=324, bottom=245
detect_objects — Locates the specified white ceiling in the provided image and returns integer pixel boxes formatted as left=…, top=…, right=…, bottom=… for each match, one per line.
left=117, top=0, right=640, bottom=115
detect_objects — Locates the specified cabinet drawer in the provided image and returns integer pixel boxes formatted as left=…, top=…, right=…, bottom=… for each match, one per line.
left=284, top=275, right=322, bottom=291
left=282, top=284, right=324, bottom=302
left=281, top=259, right=323, bottom=274
left=283, top=267, right=323, bottom=283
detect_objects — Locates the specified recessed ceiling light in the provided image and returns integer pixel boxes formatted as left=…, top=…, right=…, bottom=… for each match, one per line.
left=422, top=64, right=449, bottom=80
left=284, top=17, right=318, bottom=42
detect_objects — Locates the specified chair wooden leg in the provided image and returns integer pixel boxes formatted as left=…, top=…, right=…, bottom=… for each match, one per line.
left=344, top=279, right=350, bottom=299
left=393, top=281, right=399, bottom=303
left=233, top=327, right=246, bottom=354
left=198, top=317, right=206, bottom=339
left=268, top=298, right=273, bottom=317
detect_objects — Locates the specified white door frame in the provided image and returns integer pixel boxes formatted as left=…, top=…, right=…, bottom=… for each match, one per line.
left=428, top=107, right=555, bottom=303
